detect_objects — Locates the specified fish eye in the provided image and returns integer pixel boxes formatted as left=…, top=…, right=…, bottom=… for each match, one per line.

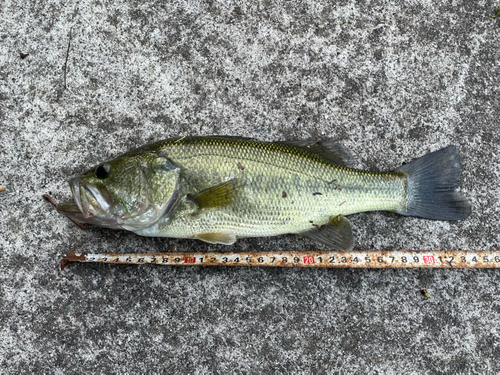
left=95, top=163, right=111, bottom=179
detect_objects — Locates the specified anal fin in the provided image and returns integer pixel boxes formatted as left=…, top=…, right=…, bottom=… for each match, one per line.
left=196, top=231, right=237, bottom=245
left=298, top=215, right=354, bottom=251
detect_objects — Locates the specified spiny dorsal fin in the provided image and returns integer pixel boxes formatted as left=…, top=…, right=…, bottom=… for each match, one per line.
left=280, top=139, right=355, bottom=167
left=187, top=179, right=238, bottom=212
left=196, top=231, right=237, bottom=245
left=298, top=215, right=354, bottom=251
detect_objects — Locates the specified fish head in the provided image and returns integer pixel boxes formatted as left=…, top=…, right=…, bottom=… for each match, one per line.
left=57, top=151, right=180, bottom=231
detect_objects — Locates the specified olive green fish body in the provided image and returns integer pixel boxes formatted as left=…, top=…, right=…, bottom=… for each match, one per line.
left=58, top=136, right=471, bottom=250
left=137, top=137, right=406, bottom=241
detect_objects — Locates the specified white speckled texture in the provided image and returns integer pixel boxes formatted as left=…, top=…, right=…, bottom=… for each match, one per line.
left=1, top=0, right=499, bottom=373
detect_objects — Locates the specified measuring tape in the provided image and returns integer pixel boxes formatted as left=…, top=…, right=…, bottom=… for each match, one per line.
left=61, top=250, right=500, bottom=270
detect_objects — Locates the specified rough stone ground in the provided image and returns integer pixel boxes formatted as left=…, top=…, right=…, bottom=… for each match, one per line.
left=1, top=0, right=499, bottom=373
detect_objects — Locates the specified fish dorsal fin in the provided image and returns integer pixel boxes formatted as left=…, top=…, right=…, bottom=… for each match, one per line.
left=298, top=215, right=354, bottom=251
left=280, top=139, right=355, bottom=167
left=187, top=179, right=238, bottom=212
left=196, top=231, right=237, bottom=245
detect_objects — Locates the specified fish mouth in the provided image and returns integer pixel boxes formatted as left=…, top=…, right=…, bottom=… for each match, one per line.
left=66, top=178, right=112, bottom=219
left=57, top=178, right=120, bottom=228
left=56, top=202, right=83, bottom=216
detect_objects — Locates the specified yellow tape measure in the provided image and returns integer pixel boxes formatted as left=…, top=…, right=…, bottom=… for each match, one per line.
left=61, top=250, right=500, bottom=270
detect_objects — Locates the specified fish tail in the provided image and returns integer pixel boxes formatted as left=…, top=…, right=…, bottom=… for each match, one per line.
left=396, top=146, right=471, bottom=220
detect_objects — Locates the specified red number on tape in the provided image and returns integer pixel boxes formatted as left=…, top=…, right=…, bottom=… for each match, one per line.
left=423, top=256, right=435, bottom=265
left=303, top=256, right=315, bottom=264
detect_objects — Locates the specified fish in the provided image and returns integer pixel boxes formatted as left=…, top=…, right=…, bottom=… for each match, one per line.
left=56, top=136, right=471, bottom=251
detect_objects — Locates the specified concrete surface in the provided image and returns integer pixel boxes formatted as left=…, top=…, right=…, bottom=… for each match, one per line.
left=1, top=0, right=499, bottom=373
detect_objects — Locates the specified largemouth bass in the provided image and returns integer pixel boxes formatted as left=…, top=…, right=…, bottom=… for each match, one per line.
left=57, top=136, right=471, bottom=251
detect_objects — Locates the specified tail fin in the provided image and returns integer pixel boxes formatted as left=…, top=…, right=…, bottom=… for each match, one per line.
left=396, top=146, right=471, bottom=220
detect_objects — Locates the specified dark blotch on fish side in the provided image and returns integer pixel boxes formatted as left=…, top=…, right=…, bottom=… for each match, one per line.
left=237, top=162, right=245, bottom=170
left=282, top=191, right=287, bottom=198
left=312, top=192, right=322, bottom=196
left=309, top=220, right=323, bottom=230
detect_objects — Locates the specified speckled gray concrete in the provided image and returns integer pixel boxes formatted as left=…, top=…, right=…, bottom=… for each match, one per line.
left=1, top=0, right=499, bottom=373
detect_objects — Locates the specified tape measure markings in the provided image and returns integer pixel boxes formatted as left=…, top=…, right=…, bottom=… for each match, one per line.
left=61, top=250, right=500, bottom=269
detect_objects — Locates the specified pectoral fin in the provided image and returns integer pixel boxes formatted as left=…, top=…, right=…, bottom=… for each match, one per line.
left=187, top=179, right=238, bottom=212
left=196, top=231, right=237, bottom=245
left=299, top=215, right=354, bottom=251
